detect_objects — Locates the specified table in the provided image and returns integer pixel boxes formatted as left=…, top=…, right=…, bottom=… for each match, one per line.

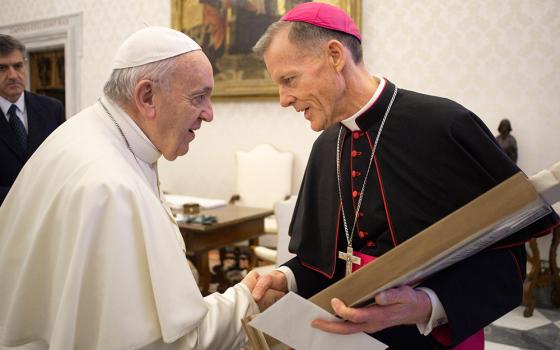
left=523, top=226, right=560, bottom=317
left=177, top=205, right=273, bottom=295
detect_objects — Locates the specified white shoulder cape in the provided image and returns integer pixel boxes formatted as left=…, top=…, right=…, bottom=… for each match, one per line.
left=0, top=103, right=257, bottom=349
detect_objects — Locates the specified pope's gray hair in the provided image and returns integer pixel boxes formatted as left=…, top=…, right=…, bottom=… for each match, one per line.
left=103, top=56, right=178, bottom=105
left=253, top=21, right=363, bottom=64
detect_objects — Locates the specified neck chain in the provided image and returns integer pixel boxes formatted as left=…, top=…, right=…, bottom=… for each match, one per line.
left=99, top=99, right=135, bottom=156
left=336, top=86, right=398, bottom=254
left=98, top=99, right=148, bottom=177
left=98, top=98, right=163, bottom=195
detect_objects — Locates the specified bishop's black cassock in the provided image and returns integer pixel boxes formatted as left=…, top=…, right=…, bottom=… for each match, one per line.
left=283, top=80, right=559, bottom=349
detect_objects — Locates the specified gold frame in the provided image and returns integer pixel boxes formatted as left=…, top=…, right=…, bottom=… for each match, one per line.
left=241, top=315, right=270, bottom=350
left=242, top=314, right=287, bottom=350
left=171, top=0, right=362, bottom=99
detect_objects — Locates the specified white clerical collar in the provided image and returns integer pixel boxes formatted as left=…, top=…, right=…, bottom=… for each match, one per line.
left=100, top=96, right=161, bottom=165
left=0, top=93, right=25, bottom=119
left=340, top=76, right=387, bottom=132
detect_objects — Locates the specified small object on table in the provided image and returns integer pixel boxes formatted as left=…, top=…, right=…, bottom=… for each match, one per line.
left=176, top=214, right=218, bottom=225
left=183, top=203, right=200, bottom=214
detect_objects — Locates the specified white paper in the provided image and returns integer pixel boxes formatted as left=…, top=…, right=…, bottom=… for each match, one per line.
left=164, top=194, right=227, bottom=210
left=249, top=292, right=387, bottom=350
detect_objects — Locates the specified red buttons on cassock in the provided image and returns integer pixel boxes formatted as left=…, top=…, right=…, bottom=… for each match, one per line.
left=359, top=212, right=364, bottom=217
left=351, top=150, right=362, bottom=157
left=352, top=190, right=359, bottom=198
left=352, top=170, right=361, bottom=178
left=366, top=241, right=375, bottom=247
left=352, top=131, right=361, bottom=139
left=359, top=230, right=367, bottom=239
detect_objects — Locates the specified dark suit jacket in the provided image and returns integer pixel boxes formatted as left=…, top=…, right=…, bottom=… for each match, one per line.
left=0, top=91, right=65, bottom=205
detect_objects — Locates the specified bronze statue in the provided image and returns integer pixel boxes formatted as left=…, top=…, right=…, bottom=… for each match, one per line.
left=496, top=118, right=518, bottom=163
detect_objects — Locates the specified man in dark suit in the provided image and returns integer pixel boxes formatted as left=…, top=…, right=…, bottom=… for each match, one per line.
left=0, top=34, right=65, bottom=205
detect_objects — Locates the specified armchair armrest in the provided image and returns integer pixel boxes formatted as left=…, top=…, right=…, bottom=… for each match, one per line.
left=252, top=246, right=277, bottom=265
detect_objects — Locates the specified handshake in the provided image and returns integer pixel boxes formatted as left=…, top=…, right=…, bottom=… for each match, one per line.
left=239, top=269, right=434, bottom=336
left=241, top=270, right=288, bottom=311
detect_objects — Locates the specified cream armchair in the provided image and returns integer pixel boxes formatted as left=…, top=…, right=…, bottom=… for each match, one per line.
left=252, top=195, right=298, bottom=274
left=230, top=144, right=293, bottom=240
left=226, top=144, right=294, bottom=271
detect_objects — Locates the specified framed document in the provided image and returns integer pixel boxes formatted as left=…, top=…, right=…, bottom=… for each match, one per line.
left=310, top=173, right=552, bottom=312
left=242, top=314, right=288, bottom=350
left=242, top=315, right=270, bottom=350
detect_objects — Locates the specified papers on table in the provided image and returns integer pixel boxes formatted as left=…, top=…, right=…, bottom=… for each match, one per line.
left=249, top=292, right=387, bottom=350
left=164, top=194, right=227, bottom=210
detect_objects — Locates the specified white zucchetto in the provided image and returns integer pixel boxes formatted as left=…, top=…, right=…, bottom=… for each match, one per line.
left=112, top=26, right=201, bottom=69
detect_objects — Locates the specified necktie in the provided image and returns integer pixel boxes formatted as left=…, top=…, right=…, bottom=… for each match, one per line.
left=8, top=104, right=27, bottom=151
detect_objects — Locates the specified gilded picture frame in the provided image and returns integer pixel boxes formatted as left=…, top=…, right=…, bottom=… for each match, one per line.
left=171, top=0, right=362, bottom=98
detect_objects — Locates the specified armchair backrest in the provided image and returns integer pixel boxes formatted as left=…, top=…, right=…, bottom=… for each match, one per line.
left=235, top=144, right=293, bottom=209
left=274, top=195, right=297, bottom=265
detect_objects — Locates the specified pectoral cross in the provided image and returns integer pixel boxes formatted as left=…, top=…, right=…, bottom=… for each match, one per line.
left=338, top=246, right=361, bottom=276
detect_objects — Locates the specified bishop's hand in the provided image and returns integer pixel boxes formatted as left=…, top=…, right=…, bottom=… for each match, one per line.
left=242, top=270, right=285, bottom=311
left=252, top=270, right=288, bottom=305
left=311, top=285, right=432, bottom=334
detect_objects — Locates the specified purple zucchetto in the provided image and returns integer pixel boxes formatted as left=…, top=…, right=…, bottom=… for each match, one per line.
left=281, top=2, right=361, bottom=42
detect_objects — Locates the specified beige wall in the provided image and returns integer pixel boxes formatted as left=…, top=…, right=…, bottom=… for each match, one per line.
left=365, top=0, right=560, bottom=181
left=1, top=0, right=558, bottom=201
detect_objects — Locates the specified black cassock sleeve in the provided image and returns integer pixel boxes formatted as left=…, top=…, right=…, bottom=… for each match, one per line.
left=284, top=255, right=346, bottom=298
left=418, top=112, right=557, bottom=345
left=422, top=245, right=526, bottom=344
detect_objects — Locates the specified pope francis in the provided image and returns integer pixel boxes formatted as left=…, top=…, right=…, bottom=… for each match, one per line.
left=0, top=27, right=278, bottom=350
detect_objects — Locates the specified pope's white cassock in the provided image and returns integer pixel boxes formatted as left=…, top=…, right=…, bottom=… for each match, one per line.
left=0, top=96, right=259, bottom=349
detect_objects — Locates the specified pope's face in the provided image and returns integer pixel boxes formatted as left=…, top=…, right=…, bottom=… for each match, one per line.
left=153, top=51, right=214, bottom=161
left=263, top=28, right=345, bottom=131
left=0, top=50, right=26, bottom=103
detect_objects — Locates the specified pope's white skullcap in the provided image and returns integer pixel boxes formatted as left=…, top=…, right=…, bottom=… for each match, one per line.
left=112, top=26, right=201, bottom=69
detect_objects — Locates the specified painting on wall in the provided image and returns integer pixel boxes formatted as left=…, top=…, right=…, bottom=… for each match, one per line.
left=171, top=0, right=361, bottom=98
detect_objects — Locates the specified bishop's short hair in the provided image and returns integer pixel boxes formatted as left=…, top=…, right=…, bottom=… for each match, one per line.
left=253, top=21, right=363, bottom=64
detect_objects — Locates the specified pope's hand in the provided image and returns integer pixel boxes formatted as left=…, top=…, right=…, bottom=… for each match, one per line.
left=311, top=285, right=432, bottom=334
left=252, top=270, right=288, bottom=302
left=242, top=270, right=286, bottom=311
left=241, top=270, right=260, bottom=290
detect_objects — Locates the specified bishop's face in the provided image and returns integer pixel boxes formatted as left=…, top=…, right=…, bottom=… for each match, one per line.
left=264, top=27, right=346, bottom=132
left=153, top=51, right=214, bottom=161
left=0, top=50, right=26, bottom=103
